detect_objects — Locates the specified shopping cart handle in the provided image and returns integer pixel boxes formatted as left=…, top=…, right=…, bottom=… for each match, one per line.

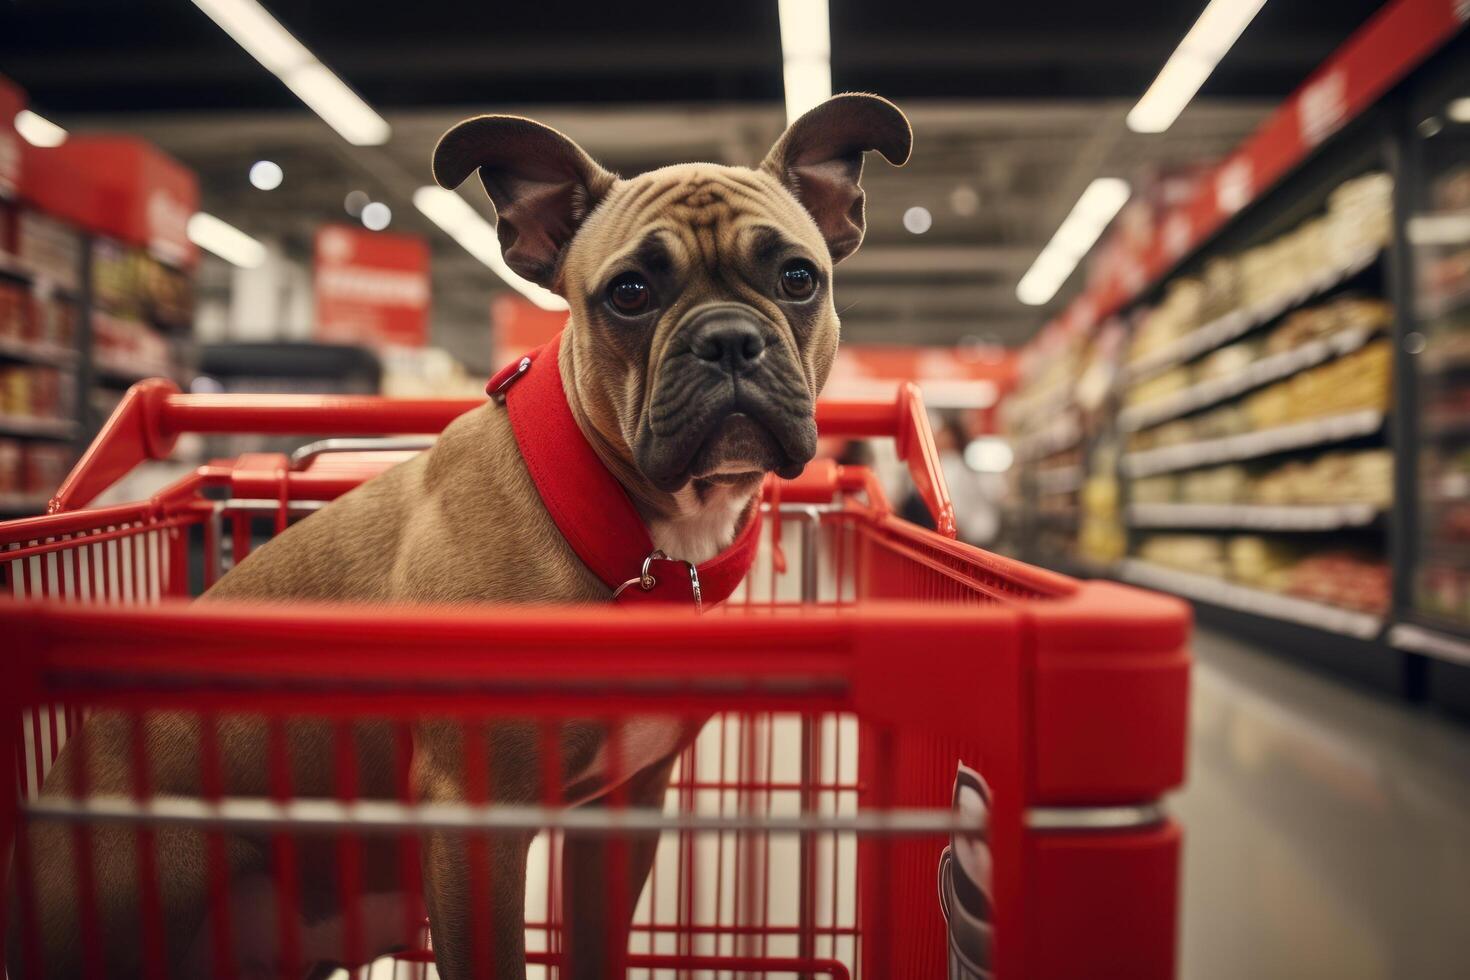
left=50, top=379, right=958, bottom=537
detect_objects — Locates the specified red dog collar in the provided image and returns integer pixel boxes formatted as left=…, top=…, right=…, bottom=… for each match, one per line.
left=486, top=331, right=762, bottom=609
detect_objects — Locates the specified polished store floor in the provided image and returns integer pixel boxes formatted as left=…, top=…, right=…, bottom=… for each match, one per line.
left=1177, top=628, right=1470, bottom=980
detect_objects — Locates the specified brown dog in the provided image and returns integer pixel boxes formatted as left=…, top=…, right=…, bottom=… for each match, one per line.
left=13, top=93, right=910, bottom=979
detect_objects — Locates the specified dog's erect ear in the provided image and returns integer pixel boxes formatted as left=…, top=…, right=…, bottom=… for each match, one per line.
left=433, top=116, right=617, bottom=288
left=761, top=94, right=911, bottom=263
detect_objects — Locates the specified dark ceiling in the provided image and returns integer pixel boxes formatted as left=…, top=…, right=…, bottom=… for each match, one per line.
left=0, top=1, right=1397, bottom=363
left=2, top=0, right=1391, bottom=115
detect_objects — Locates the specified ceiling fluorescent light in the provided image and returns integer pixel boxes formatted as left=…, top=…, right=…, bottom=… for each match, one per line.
left=1016, top=178, right=1130, bottom=307
left=14, top=109, right=67, bottom=147
left=413, top=186, right=568, bottom=312
left=192, top=0, right=389, bottom=145
left=187, top=212, right=267, bottom=268
left=1127, top=0, right=1269, bottom=133
left=282, top=62, right=391, bottom=146
left=778, top=0, right=831, bottom=123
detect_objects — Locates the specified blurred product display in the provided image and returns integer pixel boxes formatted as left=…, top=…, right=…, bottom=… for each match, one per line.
left=1003, top=15, right=1470, bottom=709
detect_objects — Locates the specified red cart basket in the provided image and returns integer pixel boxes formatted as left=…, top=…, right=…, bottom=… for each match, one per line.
left=1, top=379, right=1189, bottom=980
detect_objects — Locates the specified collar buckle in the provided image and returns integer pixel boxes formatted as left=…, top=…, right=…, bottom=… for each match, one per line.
left=612, top=549, right=704, bottom=612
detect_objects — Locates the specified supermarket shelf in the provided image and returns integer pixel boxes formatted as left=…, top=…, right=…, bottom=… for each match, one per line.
left=1036, top=508, right=1081, bottom=527
left=0, top=494, right=49, bottom=516
left=1123, top=246, right=1381, bottom=384
left=0, top=334, right=79, bottom=369
left=1118, top=325, right=1381, bottom=432
left=94, top=360, right=173, bottom=386
left=1121, top=409, right=1385, bottom=478
left=1018, top=411, right=1082, bottom=460
left=1419, top=280, right=1470, bottom=321
left=1389, top=623, right=1470, bottom=666
left=1005, top=385, right=1073, bottom=432
left=1126, top=501, right=1382, bottom=531
left=1425, top=415, right=1470, bottom=441
left=1120, top=558, right=1384, bottom=640
left=0, top=252, right=82, bottom=303
left=1035, top=466, right=1084, bottom=495
left=0, top=414, right=80, bottom=440
left=1435, top=472, right=1470, bottom=501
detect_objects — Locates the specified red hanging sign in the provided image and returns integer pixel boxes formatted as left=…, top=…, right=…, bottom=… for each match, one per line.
left=314, top=224, right=432, bottom=349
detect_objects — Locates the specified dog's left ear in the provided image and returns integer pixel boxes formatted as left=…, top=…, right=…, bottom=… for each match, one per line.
left=761, top=93, right=912, bottom=263
left=433, top=115, right=617, bottom=289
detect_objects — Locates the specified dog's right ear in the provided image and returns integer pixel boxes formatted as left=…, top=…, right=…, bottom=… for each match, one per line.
left=433, top=116, right=617, bottom=289
left=761, top=94, right=912, bottom=264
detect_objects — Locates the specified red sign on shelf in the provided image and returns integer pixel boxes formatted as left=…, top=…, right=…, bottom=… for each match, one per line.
left=0, top=75, right=24, bottom=200
left=315, top=225, right=431, bottom=349
left=20, top=135, right=199, bottom=266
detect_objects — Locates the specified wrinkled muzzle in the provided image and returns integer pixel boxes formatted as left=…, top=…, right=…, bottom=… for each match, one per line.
left=634, top=304, right=817, bottom=493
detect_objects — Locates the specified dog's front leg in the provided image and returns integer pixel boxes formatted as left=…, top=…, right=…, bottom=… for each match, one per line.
left=420, top=823, right=533, bottom=980
left=415, top=722, right=537, bottom=980
left=560, top=752, right=680, bottom=979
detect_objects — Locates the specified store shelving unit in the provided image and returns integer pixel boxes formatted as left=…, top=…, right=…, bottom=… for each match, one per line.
left=1005, top=4, right=1470, bottom=704
left=0, top=202, right=88, bottom=516
left=1398, top=41, right=1470, bottom=715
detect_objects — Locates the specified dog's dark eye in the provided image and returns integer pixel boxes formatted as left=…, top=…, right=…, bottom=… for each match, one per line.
left=779, top=260, right=818, bottom=301
left=607, top=273, right=652, bottom=316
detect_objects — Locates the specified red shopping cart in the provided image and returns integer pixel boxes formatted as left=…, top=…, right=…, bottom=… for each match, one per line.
left=1, top=379, right=1189, bottom=979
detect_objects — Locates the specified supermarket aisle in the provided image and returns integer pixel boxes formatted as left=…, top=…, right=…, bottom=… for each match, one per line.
left=1176, top=629, right=1470, bottom=980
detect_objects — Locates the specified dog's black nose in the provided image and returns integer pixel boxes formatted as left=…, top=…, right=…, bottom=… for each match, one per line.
left=690, top=317, right=767, bottom=370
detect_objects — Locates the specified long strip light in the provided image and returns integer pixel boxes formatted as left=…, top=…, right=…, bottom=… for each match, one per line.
left=190, top=0, right=389, bottom=145
left=412, top=186, right=568, bottom=312
left=1016, top=178, right=1131, bottom=307
left=1127, top=0, right=1270, bottom=133
left=14, top=109, right=67, bottom=147
left=778, top=0, right=831, bottom=124
left=187, top=212, right=267, bottom=269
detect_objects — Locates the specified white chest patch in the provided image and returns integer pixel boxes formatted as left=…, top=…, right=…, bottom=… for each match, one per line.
left=648, top=483, right=757, bottom=565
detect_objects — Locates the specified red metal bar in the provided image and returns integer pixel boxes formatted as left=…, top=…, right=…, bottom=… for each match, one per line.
left=68, top=716, right=103, bottom=980
left=268, top=717, right=303, bottom=979
left=129, top=712, right=167, bottom=980
left=332, top=720, right=365, bottom=969
left=392, top=949, right=855, bottom=979
left=45, top=385, right=961, bottom=534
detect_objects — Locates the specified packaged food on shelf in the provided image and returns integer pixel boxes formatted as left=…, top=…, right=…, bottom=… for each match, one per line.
left=93, top=240, right=195, bottom=330
left=1324, top=171, right=1394, bottom=264
left=1283, top=551, right=1390, bottom=615
left=1124, top=365, right=1191, bottom=409
left=1244, top=338, right=1392, bottom=429
left=1179, top=464, right=1250, bottom=504
left=1263, top=296, right=1391, bottom=354
left=1419, top=564, right=1470, bottom=626
left=0, top=282, right=25, bottom=340
left=1078, top=442, right=1126, bottom=565
left=1137, top=533, right=1229, bottom=579
left=1431, top=163, right=1470, bottom=211
left=1137, top=533, right=1389, bottom=615
left=1199, top=255, right=1240, bottom=323
left=1124, top=172, right=1391, bottom=373
left=92, top=311, right=173, bottom=379
left=1194, top=339, right=1259, bottom=381
left=1131, top=474, right=1178, bottom=504
left=15, top=211, right=83, bottom=293
left=21, top=442, right=71, bottom=498
left=1253, top=449, right=1393, bottom=507
left=1129, top=278, right=1206, bottom=362
left=0, top=437, right=20, bottom=494
left=0, top=364, right=71, bottom=419
left=1227, top=535, right=1302, bottom=590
